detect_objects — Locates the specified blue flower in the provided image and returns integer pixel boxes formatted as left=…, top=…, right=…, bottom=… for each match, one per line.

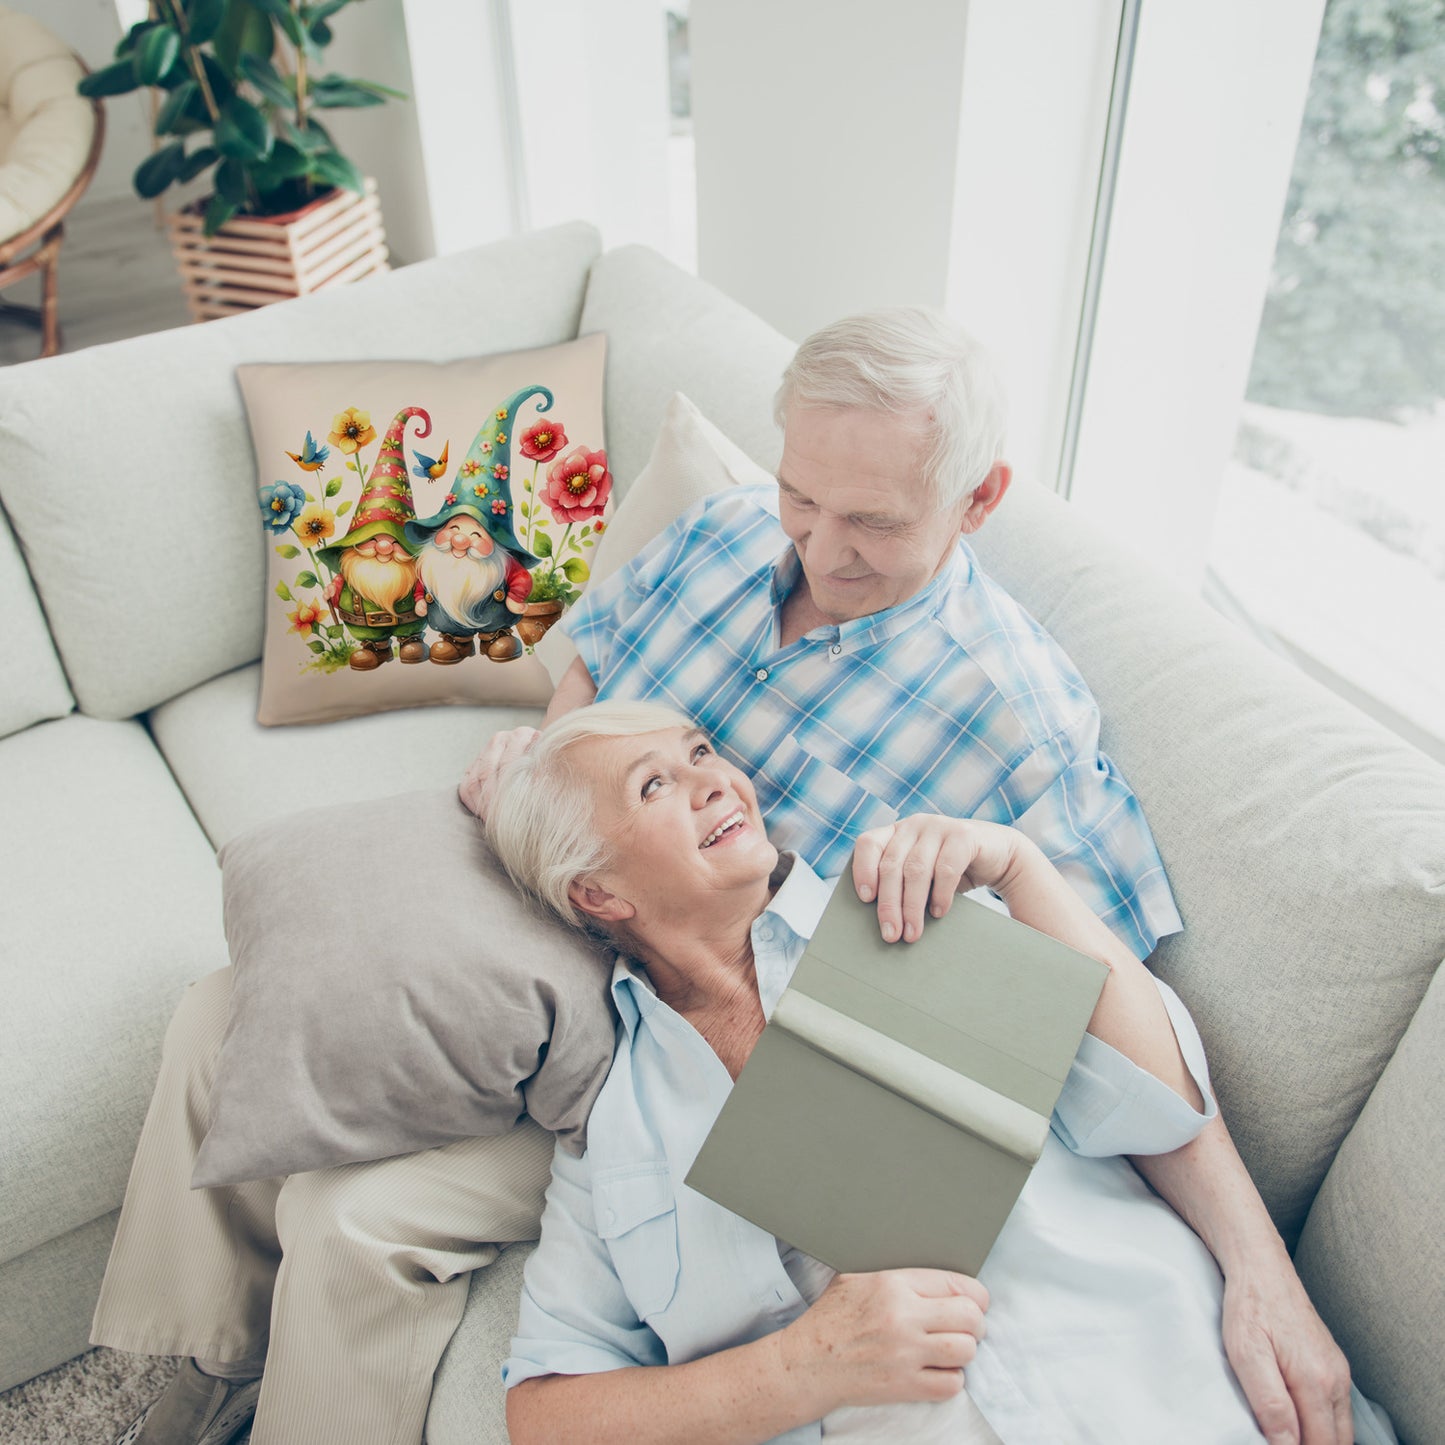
left=259, top=480, right=307, bottom=533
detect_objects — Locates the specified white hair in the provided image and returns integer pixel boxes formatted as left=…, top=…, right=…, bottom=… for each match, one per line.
left=487, top=700, right=696, bottom=930
left=774, top=307, right=1008, bottom=510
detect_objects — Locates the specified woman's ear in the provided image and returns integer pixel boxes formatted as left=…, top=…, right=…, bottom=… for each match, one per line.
left=567, top=879, right=635, bottom=924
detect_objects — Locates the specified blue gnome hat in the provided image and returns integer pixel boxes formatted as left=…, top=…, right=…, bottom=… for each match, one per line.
left=404, top=385, right=553, bottom=565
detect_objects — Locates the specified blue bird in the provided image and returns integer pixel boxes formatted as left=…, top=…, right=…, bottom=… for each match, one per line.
left=412, top=440, right=450, bottom=481
left=286, top=430, right=332, bottom=472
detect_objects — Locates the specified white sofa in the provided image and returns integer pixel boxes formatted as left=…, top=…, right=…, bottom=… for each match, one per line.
left=1, top=222, right=1441, bottom=1444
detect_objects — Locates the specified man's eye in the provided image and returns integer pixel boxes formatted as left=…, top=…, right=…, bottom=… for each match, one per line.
left=692, top=743, right=712, bottom=760
left=641, top=775, right=663, bottom=799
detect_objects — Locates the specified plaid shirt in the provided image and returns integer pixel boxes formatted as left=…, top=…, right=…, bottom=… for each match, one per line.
left=566, top=486, right=1181, bottom=959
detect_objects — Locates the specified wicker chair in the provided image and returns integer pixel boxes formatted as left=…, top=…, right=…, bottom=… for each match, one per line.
left=0, top=7, right=104, bottom=360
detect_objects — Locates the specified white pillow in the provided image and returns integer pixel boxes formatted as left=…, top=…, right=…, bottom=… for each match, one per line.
left=535, top=392, right=773, bottom=683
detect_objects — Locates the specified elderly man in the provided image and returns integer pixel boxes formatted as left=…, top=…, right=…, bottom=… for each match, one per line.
left=95, top=310, right=1350, bottom=1445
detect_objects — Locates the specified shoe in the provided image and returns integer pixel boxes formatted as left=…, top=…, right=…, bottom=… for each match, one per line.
left=112, top=1359, right=262, bottom=1445
left=484, top=630, right=522, bottom=662
left=398, top=636, right=427, bottom=663
left=429, top=634, right=475, bottom=664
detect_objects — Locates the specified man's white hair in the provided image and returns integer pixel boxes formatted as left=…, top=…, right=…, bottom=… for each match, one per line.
left=488, top=700, right=697, bottom=930
left=774, top=307, right=1008, bottom=511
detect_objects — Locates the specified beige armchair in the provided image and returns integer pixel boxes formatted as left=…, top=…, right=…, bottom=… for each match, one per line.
left=0, top=6, right=103, bottom=359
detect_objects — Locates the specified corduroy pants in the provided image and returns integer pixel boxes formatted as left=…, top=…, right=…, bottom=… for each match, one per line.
left=90, top=969, right=554, bottom=1445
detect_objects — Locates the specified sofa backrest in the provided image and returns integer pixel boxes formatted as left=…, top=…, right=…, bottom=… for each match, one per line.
left=0, top=221, right=602, bottom=721
left=0, top=500, right=72, bottom=738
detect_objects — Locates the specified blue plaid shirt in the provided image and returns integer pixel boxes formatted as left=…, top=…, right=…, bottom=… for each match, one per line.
left=565, top=485, right=1181, bottom=959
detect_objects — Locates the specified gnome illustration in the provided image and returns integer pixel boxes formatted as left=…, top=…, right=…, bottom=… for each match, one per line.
left=316, top=406, right=430, bottom=671
left=404, top=386, right=547, bottom=665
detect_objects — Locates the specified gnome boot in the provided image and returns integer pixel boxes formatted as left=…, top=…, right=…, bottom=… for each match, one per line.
left=348, top=639, right=392, bottom=671
left=429, top=634, right=475, bottom=664
left=483, top=628, right=522, bottom=663
left=398, top=635, right=427, bottom=664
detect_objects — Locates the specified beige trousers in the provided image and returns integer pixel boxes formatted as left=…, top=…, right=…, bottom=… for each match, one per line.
left=91, top=968, right=555, bottom=1445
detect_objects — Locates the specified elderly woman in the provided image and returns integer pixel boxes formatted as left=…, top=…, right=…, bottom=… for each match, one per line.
left=487, top=700, right=1328, bottom=1445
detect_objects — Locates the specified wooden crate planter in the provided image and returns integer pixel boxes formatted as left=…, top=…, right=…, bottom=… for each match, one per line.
left=165, top=179, right=389, bottom=322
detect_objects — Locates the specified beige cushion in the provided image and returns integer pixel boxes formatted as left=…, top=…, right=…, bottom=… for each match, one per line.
left=535, top=391, right=757, bottom=684
left=968, top=478, right=1445, bottom=1245
left=0, top=503, right=72, bottom=739
left=0, top=10, right=91, bottom=241
left=1294, top=960, right=1445, bottom=1445
left=194, top=790, right=616, bottom=1186
left=0, top=222, right=602, bottom=721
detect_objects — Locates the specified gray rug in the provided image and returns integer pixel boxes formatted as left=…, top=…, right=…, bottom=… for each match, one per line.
left=0, top=1350, right=214, bottom=1445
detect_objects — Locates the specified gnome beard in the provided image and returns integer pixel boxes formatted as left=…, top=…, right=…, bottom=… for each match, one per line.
left=418, top=544, right=508, bottom=632
left=339, top=548, right=418, bottom=611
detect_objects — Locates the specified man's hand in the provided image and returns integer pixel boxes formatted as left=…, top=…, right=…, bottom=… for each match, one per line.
left=459, top=726, right=540, bottom=822
left=1221, top=1262, right=1353, bottom=1445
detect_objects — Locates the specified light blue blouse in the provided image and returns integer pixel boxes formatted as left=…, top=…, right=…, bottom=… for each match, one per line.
left=504, top=858, right=1270, bottom=1442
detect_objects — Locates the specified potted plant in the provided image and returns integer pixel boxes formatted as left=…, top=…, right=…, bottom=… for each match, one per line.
left=79, top=0, right=404, bottom=318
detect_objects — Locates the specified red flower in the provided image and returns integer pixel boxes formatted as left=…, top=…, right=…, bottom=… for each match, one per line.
left=544, top=446, right=612, bottom=525
left=491, top=498, right=508, bottom=515
left=518, top=419, right=568, bottom=463
left=492, top=463, right=509, bottom=480
left=444, top=492, right=457, bottom=505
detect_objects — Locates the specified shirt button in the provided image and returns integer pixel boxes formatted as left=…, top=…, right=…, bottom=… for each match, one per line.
left=830, top=644, right=842, bottom=655
left=755, top=668, right=769, bottom=681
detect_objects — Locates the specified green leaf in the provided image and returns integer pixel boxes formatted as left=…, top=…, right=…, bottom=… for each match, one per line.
left=115, top=20, right=157, bottom=59
left=275, top=543, right=301, bottom=557
left=349, top=78, right=409, bottom=101
left=308, top=18, right=332, bottom=47
left=203, top=192, right=238, bottom=235
left=80, top=60, right=142, bottom=98
left=307, top=639, right=326, bottom=653
left=134, top=25, right=181, bottom=85
left=335, top=500, right=352, bottom=516
left=295, top=569, right=319, bottom=588
left=582, top=537, right=595, bottom=547
left=213, top=0, right=274, bottom=77
left=302, top=0, right=353, bottom=24
left=198, top=52, right=235, bottom=106
left=178, top=144, right=219, bottom=182
left=324, top=476, right=342, bottom=496
left=186, top=0, right=227, bottom=47
left=154, top=79, right=197, bottom=135
left=309, top=74, right=384, bottom=109
left=134, top=142, right=185, bottom=198
left=215, top=155, right=248, bottom=204
left=532, top=531, right=553, bottom=558
left=345, top=459, right=357, bottom=471
left=275, top=580, right=294, bottom=602
left=309, top=148, right=363, bottom=194
left=561, top=557, right=590, bottom=584
left=324, top=624, right=343, bottom=639
left=216, top=95, right=273, bottom=160
left=519, top=502, right=530, bottom=517
left=239, top=52, right=295, bottom=108
left=304, top=491, right=316, bottom=502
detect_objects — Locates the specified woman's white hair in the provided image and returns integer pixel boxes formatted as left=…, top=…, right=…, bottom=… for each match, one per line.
left=774, top=307, right=1008, bottom=511
left=487, top=700, right=697, bottom=930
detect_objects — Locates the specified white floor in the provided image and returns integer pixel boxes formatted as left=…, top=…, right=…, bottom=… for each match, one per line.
left=0, top=194, right=192, bottom=367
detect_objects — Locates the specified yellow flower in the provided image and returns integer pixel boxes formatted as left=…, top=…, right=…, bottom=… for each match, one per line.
left=496, top=408, right=509, bottom=420
left=287, top=599, right=325, bottom=637
left=329, top=407, right=376, bottom=454
left=293, top=503, right=337, bottom=545
left=495, top=431, right=507, bottom=445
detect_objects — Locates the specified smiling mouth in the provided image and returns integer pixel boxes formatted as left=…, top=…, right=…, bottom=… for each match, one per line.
left=700, top=811, right=746, bottom=848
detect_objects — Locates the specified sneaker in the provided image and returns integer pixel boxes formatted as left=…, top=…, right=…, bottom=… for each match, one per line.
left=113, top=1359, right=262, bottom=1445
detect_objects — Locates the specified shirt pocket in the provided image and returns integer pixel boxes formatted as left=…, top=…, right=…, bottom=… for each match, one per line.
left=757, top=731, right=898, bottom=865
left=593, top=1162, right=681, bottom=1321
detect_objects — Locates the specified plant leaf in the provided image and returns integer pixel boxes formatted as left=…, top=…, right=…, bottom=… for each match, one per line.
left=275, top=580, right=294, bottom=601
left=80, top=59, right=142, bottom=98
left=309, top=75, right=384, bottom=109
left=307, top=18, right=332, bottom=47
left=186, top=0, right=227, bottom=46
left=309, top=148, right=363, bottom=194
left=239, top=52, right=295, bottom=108
left=154, top=79, right=197, bottom=134
left=203, top=192, right=238, bottom=235
left=582, top=537, right=594, bottom=547
left=302, top=0, right=353, bottom=23
left=214, top=155, right=248, bottom=204
left=324, top=623, right=342, bottom=639
left=295, top=570, right=319, bottom=588
left=275, top=543, right=301, bottom=557
left=216, top=95, right=273, bottom=160
left=213, top=0, right=274, bottom=75
left=561, top=557, right=590, bottom=584
left=133, top=142, right=185, bottom=198
left=134, top=24, right=181, bottom=85
left=324, top=476, right=342, bottom=496
left=177, top=144, right=219, bottom=182
left=350, top=78, right=409, bottom=101
left=532, top=531, right=553, bottom=558
left=307, top=639, right=326, bottom=653
left=115, top=19, right=156, bottom=58
left=335, top=500, right=352, bottom=515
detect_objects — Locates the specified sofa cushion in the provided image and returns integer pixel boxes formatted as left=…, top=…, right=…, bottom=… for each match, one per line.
left=148, top=663, right=541, bottom=849
left=579, top=245, right=794, bottom=498
left=1294, top=958, right=1445, bottom=1445
left=0, top=221, right=601, bottom=722
left=0, top=715, right=227, bottom=1267
left=237, top=336, right=607, bottom=724
left=0, top=501, right=72, bottom=738
left=967, top=479, right=1445, bottom=1244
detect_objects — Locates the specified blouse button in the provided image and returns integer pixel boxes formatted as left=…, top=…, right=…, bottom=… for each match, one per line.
left=755, top=668, right=769, bottom=682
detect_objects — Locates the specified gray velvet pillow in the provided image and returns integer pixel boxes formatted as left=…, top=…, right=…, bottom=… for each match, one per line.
left=193, top=788, right=617, bottom=1188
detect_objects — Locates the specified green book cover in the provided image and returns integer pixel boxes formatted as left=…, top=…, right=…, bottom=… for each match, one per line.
left=684, top=886, right=1109, bottom=1276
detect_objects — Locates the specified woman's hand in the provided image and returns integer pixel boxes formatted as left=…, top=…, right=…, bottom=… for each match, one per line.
left=852, top=815, right=1029, bottom=943
left=459, top=726, right=540, bottom=821
left=779, top=1269, right=989, bottom=1412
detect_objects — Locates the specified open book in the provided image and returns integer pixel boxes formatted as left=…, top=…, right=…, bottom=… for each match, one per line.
left=684, top=883, right=1109, bottom=1275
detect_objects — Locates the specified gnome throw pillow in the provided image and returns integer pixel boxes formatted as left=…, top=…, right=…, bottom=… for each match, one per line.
left=240, top=335, right=609, bottom=724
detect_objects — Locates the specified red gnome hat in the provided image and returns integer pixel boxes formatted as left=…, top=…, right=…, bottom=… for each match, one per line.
left=317, top=406, right=430, bottom=570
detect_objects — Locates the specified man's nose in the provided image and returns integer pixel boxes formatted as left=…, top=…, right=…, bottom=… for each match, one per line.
left=807, top=513, right=855, bottom=573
